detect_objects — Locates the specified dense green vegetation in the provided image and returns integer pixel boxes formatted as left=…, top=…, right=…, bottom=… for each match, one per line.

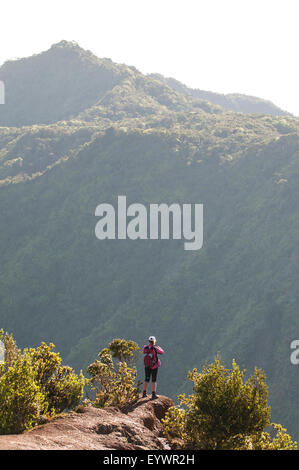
left=87, top=338, right=140, bottom=407
left=0, top=330, right=296, bottom=450
left=0, top=333, right=141, bottom=435
left=0, top=329, right=84, bottom=434
left=0, top=41, right=299, bottom=440
left=162, top=356, right=297, bottom=450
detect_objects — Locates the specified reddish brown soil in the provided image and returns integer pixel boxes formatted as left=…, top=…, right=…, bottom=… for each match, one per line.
left=0, top=395, right=173, bottom=450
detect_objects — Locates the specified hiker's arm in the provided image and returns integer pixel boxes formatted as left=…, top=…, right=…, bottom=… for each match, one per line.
left=156, top=346, right=164, bottom=355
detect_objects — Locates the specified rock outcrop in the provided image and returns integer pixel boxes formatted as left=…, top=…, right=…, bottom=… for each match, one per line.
left=0, top=396, right=173, bottom=450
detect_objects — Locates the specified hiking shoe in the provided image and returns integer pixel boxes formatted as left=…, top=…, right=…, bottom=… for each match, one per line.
left=151, top=392, right=158, bottom=400
left=142, top=391, right=148, bottom=398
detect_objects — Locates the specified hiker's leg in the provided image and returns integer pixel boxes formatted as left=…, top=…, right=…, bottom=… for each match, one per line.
left=143, top=367, right=151, bottom=392
left=151, top=368, right=158, bottom=393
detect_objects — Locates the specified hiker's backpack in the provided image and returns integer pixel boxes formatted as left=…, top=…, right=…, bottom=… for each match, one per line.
left=144, top=346, right=158, bottom=368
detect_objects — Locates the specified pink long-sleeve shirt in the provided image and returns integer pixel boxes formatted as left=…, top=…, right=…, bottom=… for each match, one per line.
left=142, top=343, right=164, bottom=369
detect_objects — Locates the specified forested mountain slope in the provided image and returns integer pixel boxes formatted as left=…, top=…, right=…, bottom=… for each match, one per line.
left=149, top=74, right=292, bottom=116
left=0, top=41, right=299, bottom=439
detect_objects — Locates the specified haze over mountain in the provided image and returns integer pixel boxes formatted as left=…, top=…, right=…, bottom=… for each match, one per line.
left=0, top=41, right=298, bottom=439
left=0, top=40, right=290, bottom=129
left=149, top=74, right=292, bottom=116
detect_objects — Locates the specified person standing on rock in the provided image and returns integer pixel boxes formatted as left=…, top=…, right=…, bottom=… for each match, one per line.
left=142, top=336, right=164, bottom=399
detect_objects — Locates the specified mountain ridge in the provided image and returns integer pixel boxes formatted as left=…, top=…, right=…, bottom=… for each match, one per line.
left=149, top=73, right=292, bottom=116
left=0, top=40, right=291, bottom=129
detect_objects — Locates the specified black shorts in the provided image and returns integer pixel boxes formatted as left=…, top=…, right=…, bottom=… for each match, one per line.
left=145, top=366, right=158, bottom=383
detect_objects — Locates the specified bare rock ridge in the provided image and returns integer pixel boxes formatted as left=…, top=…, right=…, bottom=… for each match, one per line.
left=0, top=396, right=174, bottom=450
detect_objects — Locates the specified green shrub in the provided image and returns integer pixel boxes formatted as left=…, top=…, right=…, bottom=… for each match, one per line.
left=162, top=356, right=297, bottom=450
left=0, top=353, right=45, bottom=434
left=107, top=338, right=140, bottom=366
left=87, top=338, right=141, bottom=408
left=0, top=332, right=85, bottom=434
left=28, top=342, right=85, bottom=414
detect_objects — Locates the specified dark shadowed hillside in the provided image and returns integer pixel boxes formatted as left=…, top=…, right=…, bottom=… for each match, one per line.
left=0, top=41, right=299, bottom=440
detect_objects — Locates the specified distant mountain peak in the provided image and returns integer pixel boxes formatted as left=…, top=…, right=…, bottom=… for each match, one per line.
left=50, top=40, right=80, bottom=49
left=0, top=41, right=293, bottom=128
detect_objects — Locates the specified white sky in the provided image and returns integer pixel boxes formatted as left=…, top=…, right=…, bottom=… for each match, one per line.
left=0, top=0, right=298, bottom=115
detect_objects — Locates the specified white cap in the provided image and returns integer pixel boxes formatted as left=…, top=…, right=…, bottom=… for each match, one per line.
left=148, top=336, right=156, bottom=342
